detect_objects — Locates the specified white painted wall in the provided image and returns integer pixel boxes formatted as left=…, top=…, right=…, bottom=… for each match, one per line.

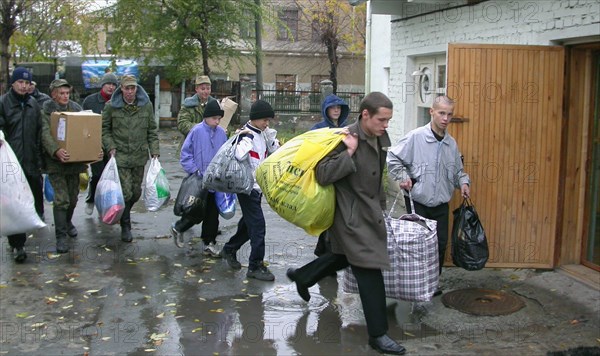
left=387, top=0, right=600, bottom=143
left=368, top=14, right=392, bottom=96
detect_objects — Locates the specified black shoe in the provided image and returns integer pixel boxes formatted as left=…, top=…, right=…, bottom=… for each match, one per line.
left=121, top=226, right=133, bottom=243
left=220, top=249, right=241, bottom=270
left=286, top=268, right=311, bottom=302
left=56, top=238, right=69, bottom=254
left=247, top=264, right=275, bottom=281
left=14, top=248, right=27, bottom=263
left=67, top=225, right=78, bottom=238
left=433, top=288, right=443, bottom=297
left=368, top=334, right=406, bottom=355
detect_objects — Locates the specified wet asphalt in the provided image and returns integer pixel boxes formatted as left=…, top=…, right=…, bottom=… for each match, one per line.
left=1, top=128, right=599, bottom=356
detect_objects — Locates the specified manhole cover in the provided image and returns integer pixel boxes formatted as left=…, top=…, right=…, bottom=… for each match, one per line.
left=441, top=288, right=525, bottom=316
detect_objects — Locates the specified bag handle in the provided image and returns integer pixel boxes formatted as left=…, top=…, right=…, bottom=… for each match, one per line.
left=387, top=190, right=415, bottom=218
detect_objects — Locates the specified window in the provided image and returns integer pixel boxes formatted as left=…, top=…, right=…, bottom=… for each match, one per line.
left=275, top=74, right=296, bottom=92
left=239, top=12, right=255, bottom=39
left=311, top=75, right=329, bottom=91
left=278, top=9, right=298, bottom=41
left=311, top=18, right=321, bottom=42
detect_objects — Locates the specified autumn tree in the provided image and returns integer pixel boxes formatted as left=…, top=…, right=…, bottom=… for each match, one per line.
left=101, top=0, right=271, bottom=83
left=0, top=0, right=31, bottom=91
left=294, top=0, right=366, bottom=93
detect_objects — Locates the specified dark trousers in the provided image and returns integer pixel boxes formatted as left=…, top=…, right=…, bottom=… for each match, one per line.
left=7, top=173, right=44, bottom=249
left=223, top=189, right=265, bottom=270
left=174, top=192, right=220, bottom=244
left=405, top=196, right=449, bottom=274
left=295, top=253, right=388, bottom=337
left=86, top=159, right=106, bottom=203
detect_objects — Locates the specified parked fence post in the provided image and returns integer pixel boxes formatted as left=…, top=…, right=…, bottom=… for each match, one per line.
left=240, top=76, right=252, bottom=123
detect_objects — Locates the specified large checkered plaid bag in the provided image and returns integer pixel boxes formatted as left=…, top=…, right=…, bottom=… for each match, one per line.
left=342, top=195, right=439, bottom=302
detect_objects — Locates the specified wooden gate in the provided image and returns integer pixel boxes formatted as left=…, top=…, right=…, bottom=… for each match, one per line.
left=447, top=43, right=564, bottom=268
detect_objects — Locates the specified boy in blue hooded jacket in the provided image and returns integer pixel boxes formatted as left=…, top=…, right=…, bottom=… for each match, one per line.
left=311, top=94, right=349, bottom=257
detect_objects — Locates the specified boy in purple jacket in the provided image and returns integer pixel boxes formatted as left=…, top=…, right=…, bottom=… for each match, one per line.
left=171, top=100, right=228, bottom=256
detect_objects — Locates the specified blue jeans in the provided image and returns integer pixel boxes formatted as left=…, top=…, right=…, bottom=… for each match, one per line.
left=223, top=189, right=265, bottom=270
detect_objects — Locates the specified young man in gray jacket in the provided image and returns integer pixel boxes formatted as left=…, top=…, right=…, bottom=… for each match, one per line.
left=387, top=95, right=470, bottom=291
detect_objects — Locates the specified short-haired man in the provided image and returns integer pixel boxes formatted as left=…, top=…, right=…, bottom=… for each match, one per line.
left=40, top=79, right=93, bottom=253
left=0, top=67, right=43, bottom=262
left=82, top=72, right=119, bottom=216
left=176, top=75, right=215, bottom=153
left=102, top=75, right=160, bottom=242
left=286, top=92, right=406, bottom=355
left=387, top=95, right=470, bottom=293
left=28, top=81, right=51, bottom=106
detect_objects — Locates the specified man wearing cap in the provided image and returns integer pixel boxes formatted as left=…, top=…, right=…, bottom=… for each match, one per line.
left=0, top=67, right=43, bottom=263
left=82, top=72, right=119, bottom=216
left=28, top=81, right=51, bottom=106
left=102, top=74, right=160, bottom=242
left=176, top=75, right=215, bottom=153
left=219, top=100, right=280, bottom=281
left=40, top=79, right=93, bottom=254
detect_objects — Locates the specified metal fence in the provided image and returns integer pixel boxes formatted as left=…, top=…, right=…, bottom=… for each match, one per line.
left=256, top=89, right=364, bottom=113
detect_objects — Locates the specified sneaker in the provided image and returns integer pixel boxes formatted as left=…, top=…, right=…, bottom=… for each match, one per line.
left=220, top=249, right=242, bottom=270
left=171, top=223, right=184, bottom=248
left=85, top=202, right=94, bottom=215
left=203, top=242, right=222, bottom=258
left=247, top=264, right=275, bottom=281
left=14, top=248, right=27, bottom=263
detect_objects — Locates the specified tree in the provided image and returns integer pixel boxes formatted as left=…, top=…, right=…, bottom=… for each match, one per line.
left=0, top=0, right=31, bottom=91
left=294, top=0, right=366, bottom=93
left=102, top=0, right=272, bottom=83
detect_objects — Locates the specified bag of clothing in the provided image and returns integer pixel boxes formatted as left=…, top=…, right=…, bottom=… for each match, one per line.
left=173, top=174, right=208, bottom=222
left=343, top=195, right=439, bottom=302
left=451, top=198, right=488, bottom=271
left=215, top=191, right=236, bottom=219
left=203, top=134, right=254, bottom=195
left=44, top=174, right=54, bottom=202
left=255, top=128, right=344, bottom=236
left=0, top=131, right=46, bottom=235
left=143, top=157, right=170, bottom=211
left=94, top=157, right=125, bottom=225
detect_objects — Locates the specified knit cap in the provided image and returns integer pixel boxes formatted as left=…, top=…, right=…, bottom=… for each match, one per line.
left=203, top=99, right=224, bottom=119
left=249, top=100, right=275, bottom=120
left=100, top=72, right=118, bottom=87
left=11, top=67, right=32, bottom=84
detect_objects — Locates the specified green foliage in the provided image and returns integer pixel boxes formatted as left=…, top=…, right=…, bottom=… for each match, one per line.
left=102, top=0, right=272, bottom=83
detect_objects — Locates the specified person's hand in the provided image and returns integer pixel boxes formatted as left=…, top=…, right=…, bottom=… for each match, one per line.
left=109, top=149, right=116, bottom=157
left=236, top=128, right=252, bottom=136
left=55, top=148, right=70, bottom=163
left=264, top=128, right=277, bottom=141
left=341, top=129, right=358, bottom=156
left=399, top=179, right=412, bottom=191
left=461, top=184, right=470, bottom=199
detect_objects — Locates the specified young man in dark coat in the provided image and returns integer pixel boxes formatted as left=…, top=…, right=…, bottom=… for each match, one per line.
left=287, top=92, right=406, bottom=355
left=0, top=67, right=43, bottom=262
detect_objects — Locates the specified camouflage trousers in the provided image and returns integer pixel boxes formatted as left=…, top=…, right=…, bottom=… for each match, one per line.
left=48, top=173, right=79, bottom=210
left=119, top=166, right=145, bottom=205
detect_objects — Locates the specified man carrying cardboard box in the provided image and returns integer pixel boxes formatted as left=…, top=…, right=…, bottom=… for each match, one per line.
left=41, top=79, right=102, bottom=253
left=102, top=75, right=160, bottom=242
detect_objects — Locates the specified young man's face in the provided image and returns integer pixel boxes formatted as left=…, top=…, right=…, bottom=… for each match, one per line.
left=360, top=107, right=392, bottom=137
left=12, top=80, right=30, bottom=96
left=195, top=84, right=211, bottom=101
left=27, top=83, right=35, bottom=94
left=102, top=82, right=117, bottom=96
left=122, top=85, right=137, bottom=103
left=430, top=101, right=454, bottom=133
left=327, top=105, right=341, bottom=120
left=52, top=87, right=71, bottom=106
left=204, top=115, right=221, bottom=129
left=251, top=118, right=270, bottom=131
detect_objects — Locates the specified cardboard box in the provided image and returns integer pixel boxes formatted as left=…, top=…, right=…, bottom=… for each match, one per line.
left=219, top=97, right=238, bottom=130
left=50, top=111, right=102, bottom=163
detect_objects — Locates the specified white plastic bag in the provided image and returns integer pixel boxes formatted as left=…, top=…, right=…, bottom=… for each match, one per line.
left=94, top=157, right=125, bottom=225
left=143, top=157, right=170, bottom=211
left=203, top=135, right=253, bottom=195
left=0, top=131, right=46, bottom=235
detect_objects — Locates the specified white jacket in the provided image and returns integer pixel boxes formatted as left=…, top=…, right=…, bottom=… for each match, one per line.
left=235, top=123, right=280, bottom=192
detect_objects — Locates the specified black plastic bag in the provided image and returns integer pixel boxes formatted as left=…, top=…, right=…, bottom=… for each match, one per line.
left=451, top=198, right=488, bottom=270
left=173, top=174, right=208, bottom=222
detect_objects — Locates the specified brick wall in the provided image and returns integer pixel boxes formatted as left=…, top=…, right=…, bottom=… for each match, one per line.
left=387, top=0, right=600, bottom=142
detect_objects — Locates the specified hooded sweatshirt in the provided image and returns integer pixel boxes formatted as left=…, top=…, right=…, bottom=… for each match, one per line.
left=310, top=94, right=350, bottom=130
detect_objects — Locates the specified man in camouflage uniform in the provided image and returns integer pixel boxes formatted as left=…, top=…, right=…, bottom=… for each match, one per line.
left=102, top=75, right=160, bottom=242
left=40, top=79, right=100, bottom=253
left=176, top=75, right=215, bottom=153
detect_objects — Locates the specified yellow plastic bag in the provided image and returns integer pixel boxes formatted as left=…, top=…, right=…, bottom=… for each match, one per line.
left=79, top=172, right=89, bottom=192
left=256, top=128, right=344, bottom=236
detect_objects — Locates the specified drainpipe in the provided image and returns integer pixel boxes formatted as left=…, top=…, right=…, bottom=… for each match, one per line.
left=365, top=0, right=372, bottom=93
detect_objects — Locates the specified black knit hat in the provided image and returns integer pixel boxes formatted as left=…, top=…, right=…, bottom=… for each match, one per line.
left=249, top=100, right=275, bottom=120
left=11, top=67, right=32, bottom=84
left=203, top=99, right=224, bottom=119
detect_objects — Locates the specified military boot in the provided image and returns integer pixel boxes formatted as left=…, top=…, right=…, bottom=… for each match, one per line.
left=120, top=203, right=133, bottom=243
left=66, top=205, right=78, bottom=238
left=53, top=207, right=69, bottom=253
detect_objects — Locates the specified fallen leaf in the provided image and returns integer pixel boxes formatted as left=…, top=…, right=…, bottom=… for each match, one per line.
left=16, top=312, right=29, bottom=318
left=209, top=308, right=224, bottom=313
left=0, top=284, right=8, bottom=288
left=165, top=303, right=176, bottom=307
left=85, top=290, right=100, bottom=294
left=65, top=273, right=80, bottom=279
left=144, top=349, right=156, bottom=352
left=174, top=263, right=182, bottom=267
left=101, top=337, right=111, bottom=341
left=156, top=312, right=165, bottom=318
left=570, top=319, right=580, bottom=325
left=404, top=331, right=415, bottom=337
left=149, top=333, right=168, bottom=341
left=31, top=322, right=45, bottom=329
left=45, top=297, right=58, bottom=304
left=45, top=280, right=53, bottom=284
left=192, top=327, right=203, bottom=333
left=232, top=299, right=248, bottom=302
